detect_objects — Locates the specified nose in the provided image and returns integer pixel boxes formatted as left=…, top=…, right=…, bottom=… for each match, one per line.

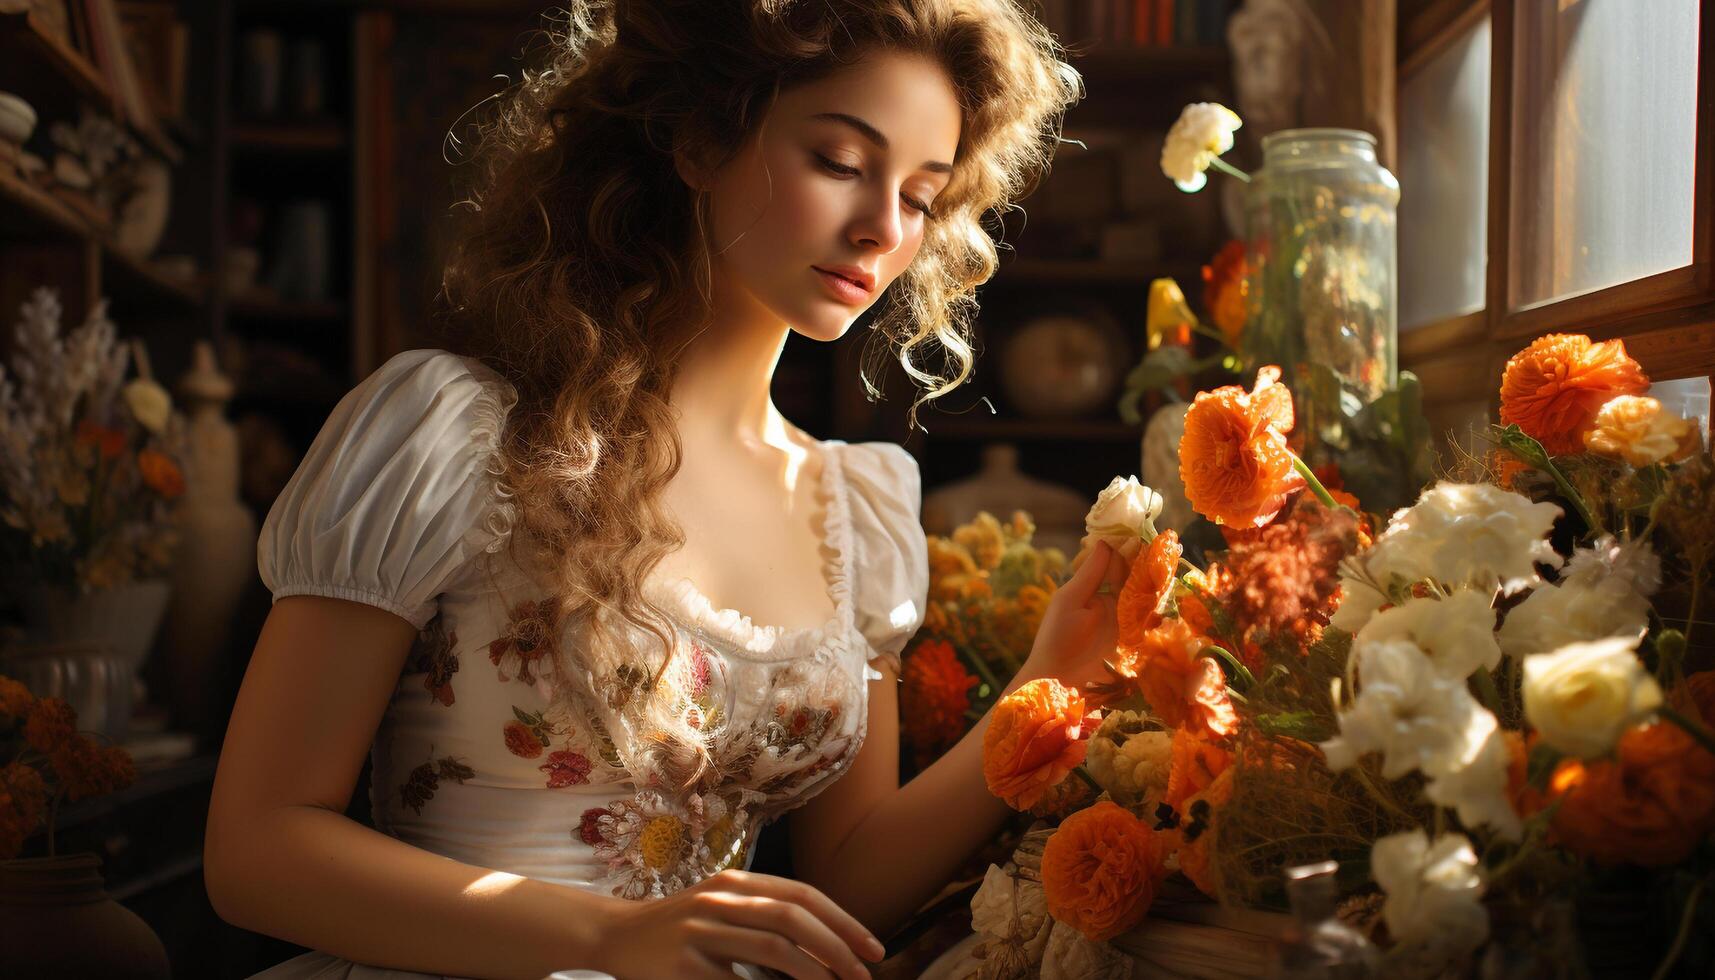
left=847, top=186, right=907, bottom=255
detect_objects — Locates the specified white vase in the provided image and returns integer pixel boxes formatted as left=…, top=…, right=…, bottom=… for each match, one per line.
left=1141, top=402, right=1193, bottom=534
left=20, top=579, right=173, bottom=670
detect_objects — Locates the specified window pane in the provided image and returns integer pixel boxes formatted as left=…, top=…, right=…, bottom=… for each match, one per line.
left=1650, top=376, right=1712, bottom=448
left=1509, top=0, right=1700, bottom=311
left=1399, top=16, right=1491, bottom=331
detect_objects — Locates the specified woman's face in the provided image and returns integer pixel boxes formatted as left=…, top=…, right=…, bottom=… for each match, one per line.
left=691, top=50, right=963, bottom=343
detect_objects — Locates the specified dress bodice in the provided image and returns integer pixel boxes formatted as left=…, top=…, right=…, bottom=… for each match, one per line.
left=256, top=349, right=929, bottom=902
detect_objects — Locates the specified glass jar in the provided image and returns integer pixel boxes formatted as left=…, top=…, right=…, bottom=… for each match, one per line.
left=1266, top=860, right=1380, bottom=979
left=1242, top=129, right=1404, bottom=503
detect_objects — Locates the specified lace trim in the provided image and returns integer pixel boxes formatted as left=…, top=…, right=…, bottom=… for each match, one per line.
left=647, top=441, right=857, bottom=663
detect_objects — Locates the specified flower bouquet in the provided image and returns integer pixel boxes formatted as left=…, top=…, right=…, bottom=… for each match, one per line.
left=0, top=674, right=136, bottom=857
left=0, top=288, right=185, bottom=597
left=898, top=511, right=1066, bottom=772
left=964, top=336, right=1715, bottom=978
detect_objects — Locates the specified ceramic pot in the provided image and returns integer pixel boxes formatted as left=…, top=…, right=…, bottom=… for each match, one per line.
left=20, top=579, right=172, bottom=670
left=998, top=312, right=1124, bottom=419
left=0, top=853, right=171, bottom=979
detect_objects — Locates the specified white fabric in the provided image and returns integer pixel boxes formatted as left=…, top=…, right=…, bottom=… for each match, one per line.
left=248, top=350, right=928, bottom=980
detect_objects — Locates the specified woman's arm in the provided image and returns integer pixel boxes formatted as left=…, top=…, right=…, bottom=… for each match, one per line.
left=204, top=596, right=615, bottom=979
left=790, top=543, right=1125, bottom=937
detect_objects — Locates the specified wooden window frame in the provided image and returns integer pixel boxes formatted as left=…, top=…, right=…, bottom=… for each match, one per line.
left=1398, top=0, right=1715, bottom=384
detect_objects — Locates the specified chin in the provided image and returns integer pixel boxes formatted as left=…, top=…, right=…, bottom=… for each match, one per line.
left=787, top=308, right=862, bottom=343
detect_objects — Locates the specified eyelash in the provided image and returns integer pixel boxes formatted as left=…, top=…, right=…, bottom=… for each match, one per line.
left=813, top=153, right=936, bottom=219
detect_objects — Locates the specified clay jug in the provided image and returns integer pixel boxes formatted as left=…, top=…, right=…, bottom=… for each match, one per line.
left=0, top=852, right=171, bottom=978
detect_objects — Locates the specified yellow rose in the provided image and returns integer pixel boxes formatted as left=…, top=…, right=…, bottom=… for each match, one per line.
left=1160, top=103, right=1242, bottom=193
left=122, top=378, right=173, bottom=434
left=1523, top=633, right=1662, bottom=758
left=1583, top=395, right=1700, bottom=466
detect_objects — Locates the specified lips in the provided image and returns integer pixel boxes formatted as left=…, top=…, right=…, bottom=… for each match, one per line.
left=813, top=265, right=874, bottom=293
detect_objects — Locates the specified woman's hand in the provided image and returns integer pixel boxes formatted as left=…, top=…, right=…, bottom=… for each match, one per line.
left=589, top=868, right=886, bottom=980
left=1019, top=539, right=1130, bottom=692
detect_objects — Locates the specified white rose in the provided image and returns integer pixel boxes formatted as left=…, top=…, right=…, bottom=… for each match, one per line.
left=1159, top=102, right=1242, bottom=193
left=1355, top=589, right=1500, bottom=680
left=1366, top=482, right=1563, bottom=596
left=122, top=378, right=172, bottom=434
left=1372, top=830, right=1489, bottom=953
left=1497, top=577, right=1652, bottom=658
left=1075, top=476, right=1163, bottom=566
left=1522, top=633, right=1661, bottom=758
left=1421, top=728, right=1520, bottom=840
left=1321, top=639, right=1494, bottom=781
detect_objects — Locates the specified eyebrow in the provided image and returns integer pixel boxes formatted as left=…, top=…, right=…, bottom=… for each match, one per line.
left=810, top=112, right=954, bottom=174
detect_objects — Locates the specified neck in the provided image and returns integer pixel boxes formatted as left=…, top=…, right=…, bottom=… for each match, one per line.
left=671, top=275, right=793, bottom=451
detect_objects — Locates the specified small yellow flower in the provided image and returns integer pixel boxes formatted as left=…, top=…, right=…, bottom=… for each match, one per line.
left=1583, top=395, right=1700, bottom=466
left=122, top=379, right=173, bottom=435
left=1146, top=278, right=1198, bottom=351
left=953, top=512, right=1007, bottom=571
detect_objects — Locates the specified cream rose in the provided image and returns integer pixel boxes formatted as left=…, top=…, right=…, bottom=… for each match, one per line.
left=1160, top=103, right=1242, bottom=193
left=122, top=378, right=172, bottom=434
left=1075, top=476, right=1163, bottom=567
left=1522, top=633, right=1661, bottom=758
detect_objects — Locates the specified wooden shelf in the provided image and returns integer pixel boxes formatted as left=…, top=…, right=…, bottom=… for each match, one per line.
left=0, top=165, right=91, bottom=242
left=1068, top=43, right=1232, bottom=81
left=0, top=11, right=183, bottom=165
left=232, top=120, right=348, bottom=154
left=103, top=248, right=207, bottom=309
left=917, top=416, right=1139, bottom=442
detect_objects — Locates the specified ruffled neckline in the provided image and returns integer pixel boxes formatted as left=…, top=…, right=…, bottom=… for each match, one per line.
left=645, top=440, right=857, bottom=662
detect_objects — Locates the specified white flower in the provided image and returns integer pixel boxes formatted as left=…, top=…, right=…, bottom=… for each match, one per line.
left=1321, top=639, right=1493, bottom=781
left=1421, top=729, right=1520, bottom=840
left=122, top=377, right=172, bottom=434
left=1522, top=633, right=1661, bottom=758
left=1329, top=568, right=1388, bottom=633
left=1076, top=475, right=1163, bottom=565
left=1354, top=589, right=1500, bottom=680
left=1160, top=102, right=1242, bottom=193
left=1584, top=395, right=1700, bottom=465
left=970, top=864, right=1051, bottom=948
left=1085, top=722, right=1172, bottom=806
left=1040, top=919, right=1136, bottom=980
left=1497, top=577, right=1652, bottom=658
left=1372, top=830, right=1488, bottom=952
left=1365, top=482, right=1563, bottom=596
left=1563, top=535, right=1661, bottom=595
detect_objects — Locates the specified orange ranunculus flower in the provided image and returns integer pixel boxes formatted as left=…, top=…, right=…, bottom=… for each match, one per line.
left=50, top=735, right=135, bottom=802
left=900, top=639, right=979, bottom=765
left=23, top=697, right=76, bottom=755
left=1583, top=395, right=1701, bottom=466
left=1041, top=800, right=1169, bottom=941
left=1163, top=726, right=1234, bottom=812
left=74, top=420, right=127, bottom=459
left=1672, top=671, right=1715, bottom=726
left=1501, top=730, right=1549, bottom=820
left=0, top=675, right=34, bottom=721
left=1117, top=530, right=1182, bottom=650
left=982, top=678, right=1096, bottom=811
left=1546, top=719, right=1715, bottom=867
left=0, top=762, right=49, bottom=859
left=1202, top=240, right=1249, bottom=350
left=1174, top=766, right=1235, bottom=899
left=1499, top=333, right=1649, bottom=456
left=137, top=449, right=185, bottom=498
left=1179, top=365, right=1305, bottom=528
left=1121, top=619, right=1238, bottom=740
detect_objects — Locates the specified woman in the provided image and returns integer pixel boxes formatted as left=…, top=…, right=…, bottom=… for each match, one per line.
left=205, top=2, right=1114, bottom=977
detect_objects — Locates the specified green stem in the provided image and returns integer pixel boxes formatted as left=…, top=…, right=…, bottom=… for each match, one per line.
left=1208, top=155, right=1252, bottom=183
left=963, top=647, right=1006, bottom=701
left=1204, top=644, right=1258, bottom=691
left=1291, top=455, right=1339, bottom=510
left=1687, top=566, right=1703, bottom=647
left=1471, top=667, right=1502, bottom=715
left=1536, top=454, right=1602, bottom=536
left=1660, top=706, right=1715, bottom=757
left=1073, top=765, right=1104, bottom=795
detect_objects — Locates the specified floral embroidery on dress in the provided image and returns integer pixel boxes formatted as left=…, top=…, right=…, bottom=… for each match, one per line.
left=405, top=614, right=459, bottom=707
left=399, top=752, right=475, bottom=815
left=503, top=706, right=563, bottom=759
left=487, top=596, right=561, bottom=685
left=585, top=786, right=765, bottom=899
left=540, top=749, right=594, bottom=788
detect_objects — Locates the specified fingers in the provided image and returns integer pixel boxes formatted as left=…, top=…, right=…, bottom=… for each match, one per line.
left=1061, top=540, right=1113, bottom=605
left=709, top=893, right=873, bottom=980
left=692, top=922, right=840, bottom=980
left=716, top=871, right=883, bottom=965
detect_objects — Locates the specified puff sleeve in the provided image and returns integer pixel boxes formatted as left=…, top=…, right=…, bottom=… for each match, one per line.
left=257, top=349, right=517, bottom=630
left=842, top=442, right=930, bottom=675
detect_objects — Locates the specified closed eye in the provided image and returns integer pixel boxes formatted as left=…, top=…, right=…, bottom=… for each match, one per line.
left=813, top=153, right=936, bottom=219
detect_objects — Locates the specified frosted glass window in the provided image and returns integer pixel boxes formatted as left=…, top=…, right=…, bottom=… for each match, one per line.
left=1508, top=0, right=1700, bottom=311
left=1650, top=376, right=1712, bottom=446
left=1399, top=16, right=1491, bottom=331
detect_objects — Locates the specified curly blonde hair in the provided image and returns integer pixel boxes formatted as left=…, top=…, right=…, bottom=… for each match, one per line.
left=436, top=0, right=1080, bottom=788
